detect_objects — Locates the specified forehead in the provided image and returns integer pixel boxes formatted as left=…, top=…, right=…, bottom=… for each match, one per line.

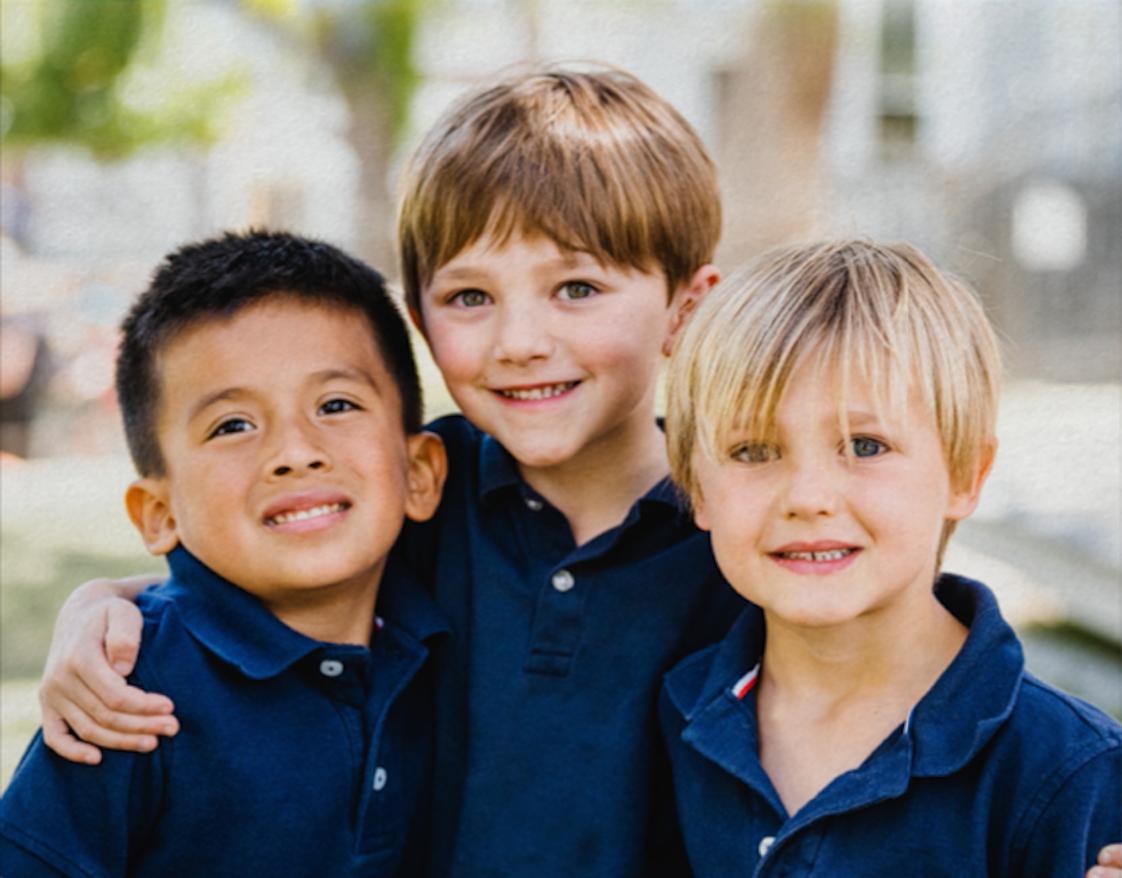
left=427, top=229, right=663, bottom=288
left=433, top=231, right=593, bottom=275
left=154, top=298, right=394, bottom=409
left=727, top=342, right=921, bottom=436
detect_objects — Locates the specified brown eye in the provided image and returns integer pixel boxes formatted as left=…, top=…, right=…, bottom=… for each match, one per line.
left=319, top=398, right=358, bottom=416
left=209, top=418, right=253, bottom=439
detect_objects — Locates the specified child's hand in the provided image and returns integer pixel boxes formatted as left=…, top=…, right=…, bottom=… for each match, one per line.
left=39, top=575, right=179, bottom=764
left=1088, top=844, right=1122, bottom=878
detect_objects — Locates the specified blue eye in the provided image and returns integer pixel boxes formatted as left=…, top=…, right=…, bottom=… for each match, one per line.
left=557, top=281, right=598, bottom=301
left=849, top=436, right=887, bottom=458
left=731, top=442, right=779, bottom=464
left=451, top=289, right=490, bottom=308
left=209, top=417, right=253, bottom=438
left=319, top=398, right=358, bottom=415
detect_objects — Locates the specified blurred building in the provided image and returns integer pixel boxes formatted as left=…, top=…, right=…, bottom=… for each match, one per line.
left=822, top=0, right=1121, bottom=382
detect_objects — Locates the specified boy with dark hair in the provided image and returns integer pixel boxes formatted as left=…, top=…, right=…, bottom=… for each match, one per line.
left=1, top=230, right=447, bottom=877
left=662, top=240, right=1121, bottom=876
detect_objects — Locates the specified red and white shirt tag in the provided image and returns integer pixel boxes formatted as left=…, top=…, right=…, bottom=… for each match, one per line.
left=731, top=663, right=761, bottom=700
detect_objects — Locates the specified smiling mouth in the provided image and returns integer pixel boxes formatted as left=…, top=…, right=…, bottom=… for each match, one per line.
left=495, top=382, right=579, bottom=401
left=774, top=548, right=856, bottom=562
left=265, top=502, right=349, bottom=527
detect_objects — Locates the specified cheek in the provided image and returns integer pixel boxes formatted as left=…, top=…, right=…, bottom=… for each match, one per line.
left=424, top=324, right=479, bottom=380
left=856, top=477, right=944, bottom=547
left=706, top=491, right=765, bottom=554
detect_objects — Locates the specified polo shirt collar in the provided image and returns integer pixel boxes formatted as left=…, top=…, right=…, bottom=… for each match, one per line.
left=478, top=433, right=523, bottom=502
left=162, top=546, right=447, bottom=681
left=667, top=574, right=1024, bottom=781
left=668, top=602, right=767, bottom=721
left=377, top=555, right=450, bottom=644
left=908, top=574, right=1023, bottom=776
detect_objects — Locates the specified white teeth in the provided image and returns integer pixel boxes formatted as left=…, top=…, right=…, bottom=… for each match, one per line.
left=497, top=382, right=577, bottom=401
left=267, top=503, right=345, bottom=525
left=780, top=549, right=853, bottom=562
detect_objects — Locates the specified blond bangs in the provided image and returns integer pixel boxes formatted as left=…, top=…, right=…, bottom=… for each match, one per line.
left=667, top=241, right=1002, bottom=503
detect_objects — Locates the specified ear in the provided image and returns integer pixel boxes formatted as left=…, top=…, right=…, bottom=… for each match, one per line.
left=945, top=438, right=997, bottom=522
left=408, top=305, right=426, bottom=336
left=691, top=493, right=712, bottom=532
left=124, top=478, right=180, bottom=555
left=403, top=431, right=447, bottom=523
left=663, top=264, right=720, bottom=356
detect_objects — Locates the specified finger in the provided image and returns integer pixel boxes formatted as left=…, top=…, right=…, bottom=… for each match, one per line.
left=1100, top=846, right=1122, bottom=867
left=1086, top=868, right=1122, bottom=878
left=40, top=706, right=103, bottom=765
left=104, top=600, right=145, bottom=676
left=64, top=674, right=178, bottom=736
left=68, top=648, right=175, bottom=717
left=55, top=698, right=161, bottom=754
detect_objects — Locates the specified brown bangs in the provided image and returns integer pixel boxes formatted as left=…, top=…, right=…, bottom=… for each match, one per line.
left=396, top=65, right=720, bottom=314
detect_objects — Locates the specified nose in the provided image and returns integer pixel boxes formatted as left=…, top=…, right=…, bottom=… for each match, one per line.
left=780, top=454, right=839, bottom=519
left=265, top=418, right=331, bottom=479
left=492, top=299, right=553, bottom=364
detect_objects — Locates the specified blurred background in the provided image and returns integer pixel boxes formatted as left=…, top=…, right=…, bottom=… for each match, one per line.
left=2, top=0, right=1119, bottom=786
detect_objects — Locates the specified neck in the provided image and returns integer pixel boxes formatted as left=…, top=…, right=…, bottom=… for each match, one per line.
left=519, top=418, right=669, bottom=546
left=761, top=586, right=967, bottom=712
left=266, top=573, right=380, bottom=647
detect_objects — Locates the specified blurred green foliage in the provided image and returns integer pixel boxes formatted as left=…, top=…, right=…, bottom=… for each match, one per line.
left=0, top=0, right=241, bottom=158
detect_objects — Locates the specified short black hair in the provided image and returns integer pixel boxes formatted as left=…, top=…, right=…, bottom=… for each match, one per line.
left=116, top=230, right=422, bottom=476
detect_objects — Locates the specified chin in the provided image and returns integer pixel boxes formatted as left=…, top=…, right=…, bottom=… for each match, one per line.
left=763, top=596, right=864, bottom=631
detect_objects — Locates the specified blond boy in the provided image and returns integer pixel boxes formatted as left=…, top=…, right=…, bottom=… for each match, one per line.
left=660, top=240, right=1122, bottom=876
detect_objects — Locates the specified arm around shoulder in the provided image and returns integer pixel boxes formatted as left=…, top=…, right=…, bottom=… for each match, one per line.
left=39, top=574, right=178, bottom=764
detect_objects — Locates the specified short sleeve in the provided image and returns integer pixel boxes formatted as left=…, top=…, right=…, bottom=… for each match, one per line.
left=1, top=725, right=164, bottom=877
left=1013, top=743, right=1122, bottom=877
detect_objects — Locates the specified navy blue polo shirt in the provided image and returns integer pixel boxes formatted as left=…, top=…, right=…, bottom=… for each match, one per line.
left=659, top=574, right=1122, bottom=877
left=398, top=415, right=743, bottom=878
left=1, top=546, right=447, bottom=878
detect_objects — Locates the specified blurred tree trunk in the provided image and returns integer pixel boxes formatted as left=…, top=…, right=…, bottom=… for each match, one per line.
left=309, top=1, right=423, bottom=272
left=336, top=71, right=396, bottom=273
left=715, top=0, right=839, bottom=265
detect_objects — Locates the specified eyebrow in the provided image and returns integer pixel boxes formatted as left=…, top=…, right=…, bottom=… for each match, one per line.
left=186, top=387, right=250, bottom=424
left=185, top=367, right=382, bottom=423
left=431, top=251, right=598, bottom=284
left=309, top=367, right=382, bottom=393
left=842, top=410, right=885, bottom=427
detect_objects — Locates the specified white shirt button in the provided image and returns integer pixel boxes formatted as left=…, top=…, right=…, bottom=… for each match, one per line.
left=525, top=496, right=544, bottom=511
left=551, top=569, right=575, bottom=592
left=372, top=767, right=388, bottom=791
left=758, top=835, right=775, bottom=857
left=319, top=659, right=344, bottom=677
